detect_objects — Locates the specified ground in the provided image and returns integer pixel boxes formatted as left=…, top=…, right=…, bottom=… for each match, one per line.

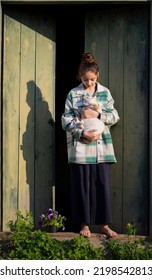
left=0, top=231, right=150, bottom=249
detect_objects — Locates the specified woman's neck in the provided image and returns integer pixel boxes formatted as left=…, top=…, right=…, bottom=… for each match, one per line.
left=84, top=84, right=97, bottom=96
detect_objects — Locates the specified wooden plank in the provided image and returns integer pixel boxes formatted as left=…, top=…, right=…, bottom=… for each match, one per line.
left=108, top=9, right=124, bottom=233
left=123, top=7, right=148, bottom=235
left=19, top=11, right=36, bottom=215
left=85, top=10, right=109, bottom=86
left=34, top=11, right=56, bottom=228
left=3, top=12, right=20, bottom=230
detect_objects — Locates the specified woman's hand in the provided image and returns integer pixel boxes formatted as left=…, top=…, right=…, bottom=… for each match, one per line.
left=81, top=108, right=99, bottom=119
left=83, top=129, right=101, bottom=142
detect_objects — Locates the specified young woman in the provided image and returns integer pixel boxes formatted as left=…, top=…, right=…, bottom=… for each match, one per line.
left=61, top=53, right=120, bottom=238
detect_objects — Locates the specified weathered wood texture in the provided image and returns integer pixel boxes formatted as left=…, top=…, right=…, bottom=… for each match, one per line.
left=3, top=6, right=55, bottom=230
left=85, top=6, right=149, bottom=235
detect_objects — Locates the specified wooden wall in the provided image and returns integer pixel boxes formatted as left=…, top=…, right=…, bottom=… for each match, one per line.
left=2, top=6, right=56, bottom=230
left=85, top=5, right=149, bottom=235
left=0, top=3, right=150, bottom=235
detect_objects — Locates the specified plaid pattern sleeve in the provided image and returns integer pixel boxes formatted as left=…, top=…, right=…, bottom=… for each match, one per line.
left=61, top=83, right=120, bottom=164
left=61, top=87, right=84, bottom=140
left=96, top=86, right=120, bottom=125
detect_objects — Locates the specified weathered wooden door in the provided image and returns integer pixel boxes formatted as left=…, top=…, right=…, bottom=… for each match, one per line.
left=85, top=5, right=149, bottom=235
left=2, top=6, right=56, bottom=230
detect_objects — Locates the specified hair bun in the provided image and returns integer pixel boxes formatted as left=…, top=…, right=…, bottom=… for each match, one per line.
left=81, top=53, right=95, bottom=64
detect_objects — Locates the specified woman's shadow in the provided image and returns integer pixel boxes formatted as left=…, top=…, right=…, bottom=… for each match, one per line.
left=22, top=81, right=55, bottom=228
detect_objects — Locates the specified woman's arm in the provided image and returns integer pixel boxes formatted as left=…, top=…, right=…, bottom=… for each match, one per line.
left=61, top=93, right=84, bottom=140
left=99, top=90, right=120, bottom=126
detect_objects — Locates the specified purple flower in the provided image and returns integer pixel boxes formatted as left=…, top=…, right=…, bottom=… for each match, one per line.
left=38, top=207, right=66, bottom=230
left=47, top=208, right=53, bottom=215
left=48, top=213, right=54, bottom=220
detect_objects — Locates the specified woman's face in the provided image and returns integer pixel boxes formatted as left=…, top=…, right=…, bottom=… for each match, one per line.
left=81, top=71, right=99, bottom=90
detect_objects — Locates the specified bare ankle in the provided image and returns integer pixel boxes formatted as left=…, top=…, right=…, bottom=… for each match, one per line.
left=100, top=224, right=109, bottom=229
left=100, top=224, right=117, bottom=238
left=81, top=224, right=90, bottom=230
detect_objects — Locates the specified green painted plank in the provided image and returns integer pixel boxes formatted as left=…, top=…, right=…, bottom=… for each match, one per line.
left=19, top=11, right=36, bottom=215
left=123, top=7, right=149, bottom=235
left=34, top=11, right=56, bottom=228
left=3, top=12, right=21, bottom=230
left=108, top=9, right=124, bottom=233
left=85, top=10, right=109, bottom=87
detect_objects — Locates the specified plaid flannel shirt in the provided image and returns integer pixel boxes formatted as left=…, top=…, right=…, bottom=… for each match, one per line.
left=61, top=82, right=120, bottom=164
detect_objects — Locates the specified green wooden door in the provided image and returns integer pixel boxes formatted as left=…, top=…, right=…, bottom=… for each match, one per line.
left=85, top=5, right=149, bottom=235
left=2, top=6, right=56, bottom=230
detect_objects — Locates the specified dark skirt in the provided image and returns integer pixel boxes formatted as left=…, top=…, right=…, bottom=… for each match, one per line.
left=69, top=163, right=112, bottom=225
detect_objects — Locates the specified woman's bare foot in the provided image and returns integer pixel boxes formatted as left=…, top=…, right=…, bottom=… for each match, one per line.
left=100, top=225, right=117, bottom=238
left=80, top=225, right=91, bottom=238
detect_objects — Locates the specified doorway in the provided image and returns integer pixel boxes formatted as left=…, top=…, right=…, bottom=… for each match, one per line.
left=55, top=5, right=85, bottom=231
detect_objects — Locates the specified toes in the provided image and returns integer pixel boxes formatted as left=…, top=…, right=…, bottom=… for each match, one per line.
left=80, top=229, right=91, bottom=238
left=108, top=230, right=117, bottom=238
left=100, top=226, right=117, bottom=238
left=80, top=225, right=91, bottom=238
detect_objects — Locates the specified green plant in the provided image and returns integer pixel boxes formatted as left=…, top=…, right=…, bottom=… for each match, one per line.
left=6, top=210, right=65, bottom=259
left=6, top=210, right=104, bottom=260
left=6, top=210, right=152, bottom=260
left=39, top=208, right=66, bottom=230
left=63, top=236, right=104, bottom=260
left=126, top=222, right=137, bottom=236
left=105, top=237, right=152, bottom=260
left=7, top=210, right=34, bottom=232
